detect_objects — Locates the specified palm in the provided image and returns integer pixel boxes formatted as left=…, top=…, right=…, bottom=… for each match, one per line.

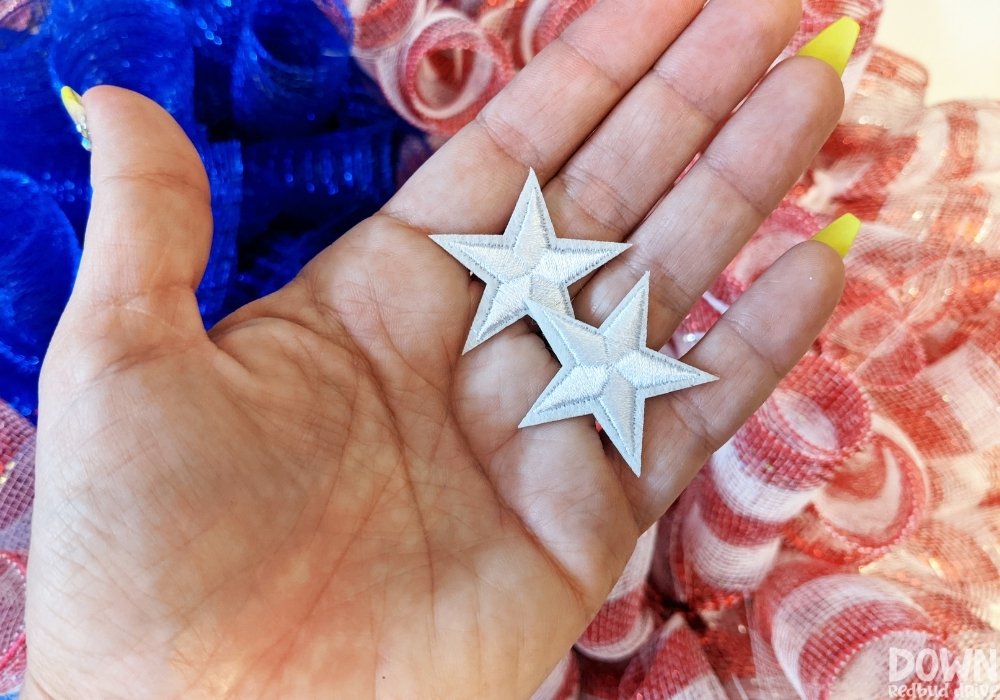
left=25, top=0, right=849, bottom=697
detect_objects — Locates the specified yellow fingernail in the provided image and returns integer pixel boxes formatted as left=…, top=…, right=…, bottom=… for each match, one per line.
left=812, top=213, right=861, bottom=258
left=797, top=17, right=861, bottom=77
left=60, top=86, right=92, bottom=151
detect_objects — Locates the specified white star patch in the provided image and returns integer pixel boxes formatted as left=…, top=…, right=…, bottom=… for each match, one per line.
left=520, top=273, right=717, bottom=476
left=430, top=169, right=630, bottom=354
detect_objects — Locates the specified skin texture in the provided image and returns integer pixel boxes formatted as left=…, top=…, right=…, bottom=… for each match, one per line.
left=24, top=0, right=847, bottom=697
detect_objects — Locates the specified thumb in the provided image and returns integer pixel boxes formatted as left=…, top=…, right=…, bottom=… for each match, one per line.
left=63, top=85, right=213, bottom=352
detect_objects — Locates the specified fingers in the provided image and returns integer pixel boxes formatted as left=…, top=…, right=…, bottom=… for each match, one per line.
left=544, top=0, right=802, bottom=246
left=624, top=240, right=845, bottom=526
left=67, top=86, right=212, bottom=340
left=384, top=0, right=705, bottom=232
left=575, top=55, right=845, bottom=349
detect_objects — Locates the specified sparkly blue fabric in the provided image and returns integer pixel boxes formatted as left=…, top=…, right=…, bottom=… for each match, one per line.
left=0, top=171, right=81, bottom=418
left=49, top=0, right=199, bottom=134
left=0, top=29, right=92, bottom=235
left=231, top=0, right=351, bottom=139
left=0, top=0, right=421, bottom=418
left=198, top=139, right=245, bottom=324
left=184, top=0, right=248, bottom=128
left=239, top=123, right=399, bottom=237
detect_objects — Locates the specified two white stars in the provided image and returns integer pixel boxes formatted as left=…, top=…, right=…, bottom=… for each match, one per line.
left=430, top=169, right=629, bottom=354
left=431, top=170, right=716, bottom=475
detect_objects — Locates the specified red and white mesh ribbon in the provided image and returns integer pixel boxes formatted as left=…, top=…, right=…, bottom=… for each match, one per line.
left=879, top=183, right=1000, bottom=254
left=926, top=446, right=1000, bottom=516
left=478, top=0, right=597, bottom=68
left=677, top=355, right=871, bottom=599
left=934, top=508, right=1000, bottom=628
left=785, top=414, right=928, bottom=565
left=617, top=614, right=727, bottom=700
left=343, top=0, right=426, bottom=53
left=371, top=8, right=514, bottom=134
left=872, top=330, right=1000, bottom=460
left=0, top=405, right=34, bottom=555
left=577, top=655, right=626, bottom=700
left=476, top=0, right=530, bottom=68
left=680, top=469, right=783, bottom=595
left=927, top=596, right=1000, bottom=700
left=800, top=47, right=928, bottom=217
left=699, top=606, right=765, bottom=698
left=756, top=560, right=960, bottom=700
left=802, top=44, right=1000, bottom=255
left=0, top=552, right=25, bottom=695
left=670, top=295, right=721, bottom=358
left=868, top=511, right=1000, bottom=630
left=515, top=0, right=595, bottom=66
left=882, top=102, right=1000, bottom=192
left=656, top=490, right=745, bottom=611
left=531, top=652, right=580, bottom=700
left=575, top=527, right=656, bottom=662
left=733, top=355, right=872, bottom=490
left=821, top=225, right=935, bottom=388
left=824, top=225, right=1000, bottom=387
left=825, top=97, right=1000, bottom=249
left=899, top=580, right=1000, bottom=697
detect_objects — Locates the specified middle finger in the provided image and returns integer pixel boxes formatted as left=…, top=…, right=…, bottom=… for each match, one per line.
left=543, top=0, right=803, bottom=246
left=575, top=53, right=846, bottom=349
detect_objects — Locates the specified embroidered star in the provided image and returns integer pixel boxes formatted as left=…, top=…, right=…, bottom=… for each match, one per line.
left=520, top=273, right=717, bottom=476
left=430, top=169, right=630, bottom=354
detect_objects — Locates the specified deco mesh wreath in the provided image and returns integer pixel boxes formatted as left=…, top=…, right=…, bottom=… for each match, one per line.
left=2, top=0, right=1000, bottom=697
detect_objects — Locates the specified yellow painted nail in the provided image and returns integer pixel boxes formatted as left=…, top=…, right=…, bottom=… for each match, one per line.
left=812, top=213, right=861, bottom=258
left=59, top=86, right=92, bottom=151
left=797, top=17, right=861, bottom=77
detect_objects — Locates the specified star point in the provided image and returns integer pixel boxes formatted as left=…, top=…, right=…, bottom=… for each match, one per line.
left=431, top=169, right=630, bottom=353
left=521, top=273, right=717, bottom=476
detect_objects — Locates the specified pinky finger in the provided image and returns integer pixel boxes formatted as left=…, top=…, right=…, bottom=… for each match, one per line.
left=621, top=239, right=846, bottom=527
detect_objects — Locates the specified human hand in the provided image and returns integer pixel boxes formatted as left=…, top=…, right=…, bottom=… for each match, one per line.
left=25, top=0, right=850, bottom=696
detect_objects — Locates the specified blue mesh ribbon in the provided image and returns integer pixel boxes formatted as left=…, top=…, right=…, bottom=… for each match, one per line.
left=0, top=171, right=81, bottom=419
left=48, top=0, right=198, bottom=136
left=222, top=206, right=375, bottom=314
left=0, top=30, right=92, bottom=235
left=183, top=0, right=247, bottom=128
left=240, top=121, right=400, bottom=237
left=231, top=0, right=351, bottom=139
left=196, top=139, right=245, bottom=325
left=0, top=0, right=422, bottom=415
